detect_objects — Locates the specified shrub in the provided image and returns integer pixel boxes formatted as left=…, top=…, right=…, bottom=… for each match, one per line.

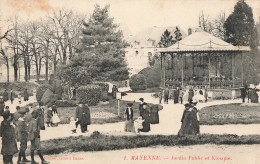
left=76, top=85, right=102, bottom=106
left=55, top=100, right=77, bottom=107
left=41, top=89, right=56, bottom=106
left=129, top=74, right=147, bottom=91
left=36, top=84, right=52, bottom=104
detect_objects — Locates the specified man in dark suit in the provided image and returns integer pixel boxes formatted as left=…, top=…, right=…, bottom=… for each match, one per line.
left=164, top=86, right=169, bottom=104
left=28, top=110, right=49, bottom=164
left=75, top=103, right=91, bottom=133
left=241, top=87, right=247, bottom=103
left=17, top=109, right=30, bottom=163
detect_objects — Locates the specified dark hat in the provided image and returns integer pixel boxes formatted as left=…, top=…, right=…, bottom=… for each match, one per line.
left=2, top=111, right=11, bottom=120
left=18, top=109, right=26, bottom=115
left=184, top=103, right=190, bottom=107
left=139, top=98, right=144, bottom=101
left=5, top=106, right=9, bottom=109
left=31, top=110, right=39, bottom=119
left=16, top=106, right=20, bottom=110
left=127, top=103, right=133, bottom=106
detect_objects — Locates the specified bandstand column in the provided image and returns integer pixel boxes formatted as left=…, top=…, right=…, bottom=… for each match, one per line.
left=208, top=53, right=211, bottom=88
left=181, top=53, right=184, bottom=88
left=232, top=53, right=235, bottom=88
left=241, top=52, right=244, bottom=86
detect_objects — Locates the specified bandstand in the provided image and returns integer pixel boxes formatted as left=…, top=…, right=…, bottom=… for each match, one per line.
left=157, top=31, right=251, bottom=90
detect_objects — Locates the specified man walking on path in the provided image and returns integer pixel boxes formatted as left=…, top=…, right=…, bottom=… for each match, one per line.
left=16, top=109, right=30, bottom=163
left=28, top=110, right=49, bottom=164
left=23, top=89, right=29, bottom=101
left=241, top=87, right=247, bottom=103
left=164, top=86, right=169, bottom=104
left=75, top=103, right=91, bottom=133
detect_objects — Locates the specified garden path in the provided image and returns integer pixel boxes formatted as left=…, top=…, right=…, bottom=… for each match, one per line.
left=2, top=92, right=260, bottom=141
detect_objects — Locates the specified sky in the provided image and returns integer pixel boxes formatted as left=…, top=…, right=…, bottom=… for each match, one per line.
left=0, top=0, right=259, bottom=35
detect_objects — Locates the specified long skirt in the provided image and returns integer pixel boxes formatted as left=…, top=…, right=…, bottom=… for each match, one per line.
left=140, top=120, right=150, bottom=132
left=150, top=112, right=159, bottom=124
left=124, top=120, right=134, bottom=132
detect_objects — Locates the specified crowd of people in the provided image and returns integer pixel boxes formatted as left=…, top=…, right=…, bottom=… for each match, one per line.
left=0, top=105, right=50, bottom=164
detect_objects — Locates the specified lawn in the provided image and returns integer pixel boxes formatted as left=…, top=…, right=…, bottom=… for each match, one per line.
left=34, top=133, right=260, bottom=154
left=53, top=98, right=162, bottom=124
left=199, top=103, right=260, bottom=125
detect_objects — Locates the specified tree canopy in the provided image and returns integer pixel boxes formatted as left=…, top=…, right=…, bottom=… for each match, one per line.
left=224, top=0, right=256, bottom=48
left=158, top=29, right=175, bottom=48
left=75, top=5, right=129, bottom=82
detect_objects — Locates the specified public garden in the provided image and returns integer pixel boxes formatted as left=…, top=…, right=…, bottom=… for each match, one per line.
left=0, top=0, right=260, bottom=164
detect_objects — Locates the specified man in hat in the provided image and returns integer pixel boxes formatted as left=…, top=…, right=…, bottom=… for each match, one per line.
left=164, top=86, right=169, bottom=104
left=0, top=110, right=18, bottom=164
left=17, top=109, right=30, bottom=163
left=23, top=89, right=29, bottom=101
left=240, top=86, right=247, bottom=103
left=28, top=110, right=49, bottom=164
left=75, top=102, right=91, bottom=133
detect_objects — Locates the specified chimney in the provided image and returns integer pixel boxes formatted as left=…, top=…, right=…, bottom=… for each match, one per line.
left=188, top=28, right=192, bottom=35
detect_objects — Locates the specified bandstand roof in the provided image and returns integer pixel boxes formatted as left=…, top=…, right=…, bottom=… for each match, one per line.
left=157, top=31, right=250, bottom=53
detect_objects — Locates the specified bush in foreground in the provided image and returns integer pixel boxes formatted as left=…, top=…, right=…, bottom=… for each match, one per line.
left=129, top=74, right=147, bottom=91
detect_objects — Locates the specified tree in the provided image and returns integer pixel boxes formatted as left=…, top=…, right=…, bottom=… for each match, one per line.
left=158, top=29, right=175, bottom=48
left=224, top=0, right=256, bottom=48
left=75, top=5, right=129, bottom=81
left=174, top=27, right=182, bottom=42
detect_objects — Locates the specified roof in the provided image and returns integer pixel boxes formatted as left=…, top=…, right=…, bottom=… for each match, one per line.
left=157, top=31, right=251, bottom=53
left=133, top=26, right=187, bottom=47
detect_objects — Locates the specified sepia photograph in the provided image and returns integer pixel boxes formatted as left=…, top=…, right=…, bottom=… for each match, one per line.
left=0, top=0, right=260, bottom=163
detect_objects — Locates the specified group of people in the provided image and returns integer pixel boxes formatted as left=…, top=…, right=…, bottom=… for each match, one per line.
left=241, top=86, right=259, bottom=103
left=124, top=98, right=160, bottom=134
left=2, top=89, right=30, bottom=104
left=0, top=104, right=50, bottom=164
left=159, top=86, right=208, bottom=105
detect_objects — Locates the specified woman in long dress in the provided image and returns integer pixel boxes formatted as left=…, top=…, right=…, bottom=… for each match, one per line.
left=178, top=102, right=200, bottom=136
left=140, top=103, right=151, bottom=132
left=124, top=103, right=134, bottom=132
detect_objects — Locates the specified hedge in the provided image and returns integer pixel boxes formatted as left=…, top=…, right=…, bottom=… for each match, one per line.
left=129, top=74, right=147, bottom=91
left=76, top=85, right=102, bottom=106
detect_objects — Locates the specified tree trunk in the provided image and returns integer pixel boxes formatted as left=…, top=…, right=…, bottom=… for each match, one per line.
left=45, top=40, right=49, bottom=80
left=6, top=62, right=9, bottom=83
left=24, top=55, right=28, bottom=82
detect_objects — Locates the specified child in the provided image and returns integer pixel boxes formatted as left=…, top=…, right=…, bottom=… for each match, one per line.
left=134, top=116, right=144, bottom=134
left=70, top=117, right=77, bottom=134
